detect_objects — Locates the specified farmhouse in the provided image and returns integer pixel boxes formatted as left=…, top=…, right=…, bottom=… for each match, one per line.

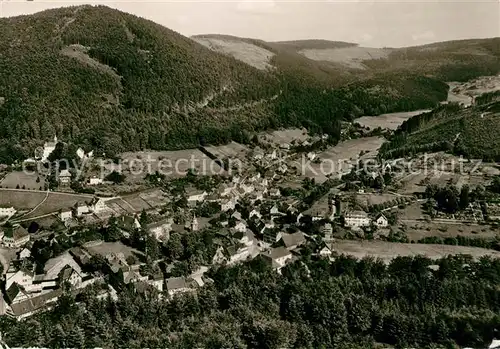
left=344, top=210, right=371, bottom=229
left=2, top=226, right=30, bottom=248
left=221, top=198, right=237, bottom=212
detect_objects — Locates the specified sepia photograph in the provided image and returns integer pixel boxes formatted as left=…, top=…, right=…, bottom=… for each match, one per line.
left=0, top=0, right=500, bottom=347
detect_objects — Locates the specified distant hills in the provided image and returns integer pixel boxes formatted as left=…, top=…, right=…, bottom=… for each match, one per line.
left=0, top=5, right=499, bottom=163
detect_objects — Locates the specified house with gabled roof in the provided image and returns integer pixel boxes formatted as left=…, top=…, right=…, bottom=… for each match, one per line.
left=147, top=218, right=173, bottom=241
left=2, top=225, right=29, bottom=248
left=375, top=213, right=389, bottom=227
left=166, top=277, right=193, bottom=297
left=280, top=232, right=306, bottom=250
left=260, top=247, right=293, bottom=273
left=5, top=288, right=62, bottom=321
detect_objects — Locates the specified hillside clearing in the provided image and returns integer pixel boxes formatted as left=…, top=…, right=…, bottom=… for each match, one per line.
left=192, top=36, right=275, bottom=71
left=332, top=240, right=500, bottom=263
left=299, top=46, right=392, bottom=69
left=354, top=109, right=431, bottom=130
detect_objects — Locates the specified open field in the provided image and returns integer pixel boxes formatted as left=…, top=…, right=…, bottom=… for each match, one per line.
left=397, top=171, right=490, bottom=195
left=0, top=171, right=46, bottom=190
left=192, top=36, right=274, bottom=71
left=403, top=221, right=499, bottom=241
left=23, top=191, right=94, bottom=218
left=204, top=142, right=250, bottom=160
left=0, top=189, right=93, bottom=218
left=260, top=128, right=308, bottom=146
left=120, top=189, right=167, bottom=212
left=355, top=193, right=401, bottom=207
left=354, top=110, right=430, bottom=130
left=109, top=149, right=224, bottom=183
left=299, top=46, right=392, bottom=70
left=299, top=136, right=385, bottom=182
left=447, top=75, right=500, bottom=105
left=84, top=241, right=144, bottom=259
left=332, top=240, right=500, bottom=263
left=0, top=189, right=47, bottom=210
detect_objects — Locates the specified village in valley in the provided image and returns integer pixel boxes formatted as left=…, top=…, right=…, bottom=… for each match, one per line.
left=1, top=94, right=500, bottom=322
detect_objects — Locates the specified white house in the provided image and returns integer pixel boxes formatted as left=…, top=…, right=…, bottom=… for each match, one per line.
left=90, top=197, right=108, bottom=214
left=318, top=245, right=333, bottom=258
left=6, top=268, right=38, bottom=293
left=88, top=177, right=103, bottom=186
left=75, top=203, right=90, bottom=217
left=375, top=213, right=389, bottom=228
left=76, top=148, right=94, bottom=161
left=212, top=246, right=227, bottom=264
left=60, top=209, right=73, bottom=222
left=18, top=248, right=31, bottom=260
left=344, top=211, right=371, bottom=229
left=249, top=209, right=262, bottom=220
left=5, top=289, right=62, bottom=321
left=147, top=218, right=173, bottom=241
left=221, top=198, right=236, bottom=212
left=240, top=183, right=254, bottom=194
left=0, top=206, right=16, bottom=218
left=76, top=148, right=85, bottom=160
left=187, top=190, right=207, bottom=204
left=40, top=135, right=58, bottom=161
left=234, top=221, right=247, bottom=233
left=261, top=247, right=293, bottom=272
left=270, top=205, right=281, bottom=216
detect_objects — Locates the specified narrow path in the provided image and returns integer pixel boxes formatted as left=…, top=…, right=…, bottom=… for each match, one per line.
left=17, top=189, right=50, bottom=219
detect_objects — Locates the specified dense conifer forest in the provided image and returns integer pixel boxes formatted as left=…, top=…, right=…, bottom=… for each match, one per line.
left=2, top=254, right=500, bottom=348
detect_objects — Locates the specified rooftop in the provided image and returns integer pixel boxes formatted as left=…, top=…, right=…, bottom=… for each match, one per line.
left=281, top=232, right=306, bottom=248
left=265, top=247, right=292, bottom=260
left=166, top=277, right=187, bottom=291
left=4, top=226, right=29, bottom=240
left=346, top=210, right=368, bottom=218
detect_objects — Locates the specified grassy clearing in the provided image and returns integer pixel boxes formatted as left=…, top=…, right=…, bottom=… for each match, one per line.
left=332, top=240, right=500, bottom=263
left=299, top=136, right=385, bottom=182
left=0, top=171, right=46, bottom=190
left=354, top=109, right=430, bottom=130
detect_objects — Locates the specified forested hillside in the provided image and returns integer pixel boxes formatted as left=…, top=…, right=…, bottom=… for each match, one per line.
left=3, top=254, right=500, bottom=348
left=0, top=6, right=499, bottom=163
left=380, top=101, right=500, bottom=161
